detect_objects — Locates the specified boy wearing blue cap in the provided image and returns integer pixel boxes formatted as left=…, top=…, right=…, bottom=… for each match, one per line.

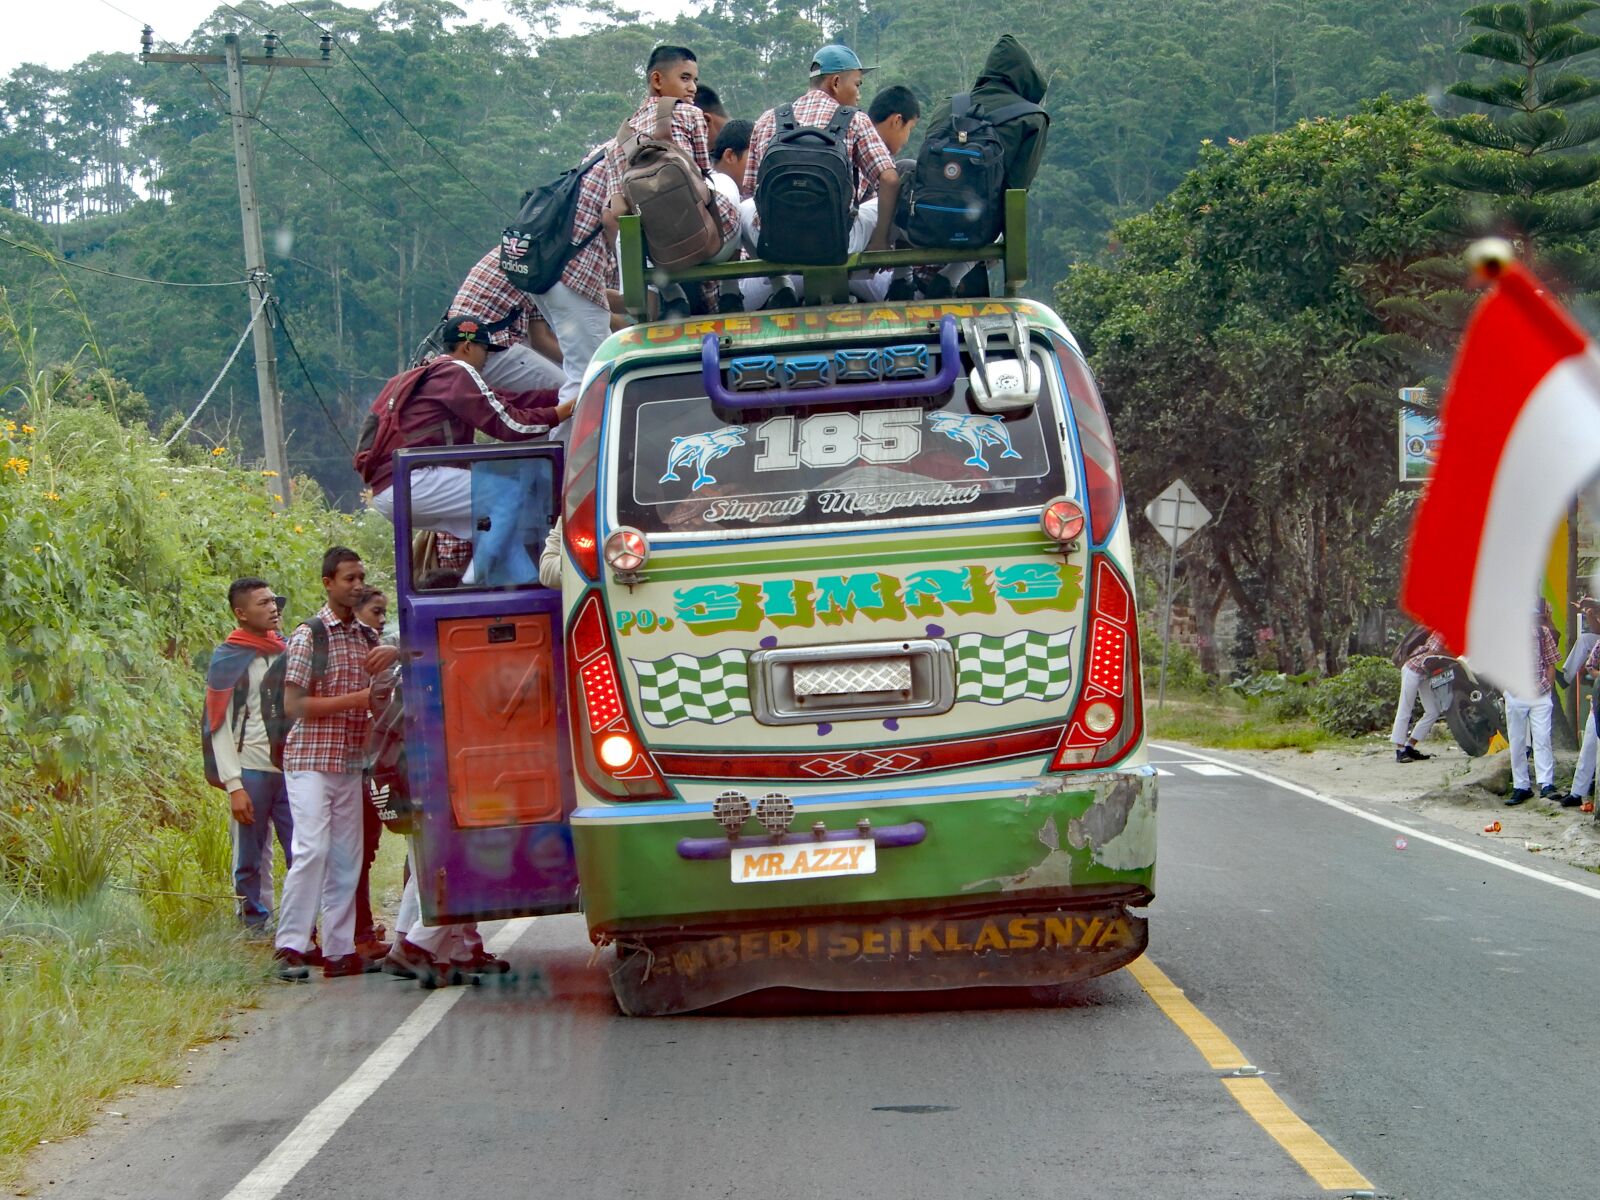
left=739, top=43, right=900, bottom=306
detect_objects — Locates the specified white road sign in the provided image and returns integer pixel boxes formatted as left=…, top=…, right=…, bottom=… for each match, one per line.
left=1145, top=479, right=1211, bottom=549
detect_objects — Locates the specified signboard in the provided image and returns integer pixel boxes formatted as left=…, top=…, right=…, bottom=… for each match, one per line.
left=1144, top=478, right=1211, bottom=549
left=1399, top=388, right=1438, bottom=482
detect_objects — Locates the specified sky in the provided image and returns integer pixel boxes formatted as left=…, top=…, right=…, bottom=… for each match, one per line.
left=2, top=0, right=702, bottom=74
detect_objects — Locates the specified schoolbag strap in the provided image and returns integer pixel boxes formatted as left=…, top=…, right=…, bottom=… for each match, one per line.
left=951, top=92, right=973, bottom=119
left=979, top=99, right=1047, bottom=126
left=776, top=102, right=797, bottom=133
left=824, top=104, right=856, bottom=138
left=304, top=617, right=329, bottom=696
left=652, top=95, right=676, bottom=141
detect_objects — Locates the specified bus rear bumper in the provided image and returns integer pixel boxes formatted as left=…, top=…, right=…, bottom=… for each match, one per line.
left=603, top=890, right=1149, bottom=1017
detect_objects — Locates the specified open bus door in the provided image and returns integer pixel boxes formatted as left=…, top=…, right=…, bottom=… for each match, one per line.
left=392, top=442, right=579, bottom=924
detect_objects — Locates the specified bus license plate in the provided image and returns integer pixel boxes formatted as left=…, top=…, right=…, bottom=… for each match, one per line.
left=731, top=839, right=877, bottom=884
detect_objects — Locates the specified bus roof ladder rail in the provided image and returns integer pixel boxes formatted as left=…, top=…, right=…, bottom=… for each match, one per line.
left=701, top=315, right=960, bottom=413
left=619, top=189, right=1029, bottom=322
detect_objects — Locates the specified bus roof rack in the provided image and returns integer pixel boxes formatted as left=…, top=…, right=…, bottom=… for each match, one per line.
left=619, top=189, right=1030, bottom=322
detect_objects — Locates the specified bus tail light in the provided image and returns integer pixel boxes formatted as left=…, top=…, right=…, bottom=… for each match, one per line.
left=566, top=591, right=670, bottom=799
left=1050, top=557, right=1144, bottom=771
left=1056, top=343, right=1125, bottom=545
left=561, top=369, right=609, bottom=582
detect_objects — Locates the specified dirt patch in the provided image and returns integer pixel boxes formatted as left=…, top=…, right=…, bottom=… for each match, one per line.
left=1210, top=736, right=1600, bottom=875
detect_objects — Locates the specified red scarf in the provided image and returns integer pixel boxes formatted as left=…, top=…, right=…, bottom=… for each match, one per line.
left=225, top=627, right=287, bottom=655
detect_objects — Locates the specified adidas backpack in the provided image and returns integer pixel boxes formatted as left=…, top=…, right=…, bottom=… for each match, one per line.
left=499, top=147, right=608, bottom=295
left=899, top=92, right=1046, bottom=249
left=754, top=102, right=858, bottom=265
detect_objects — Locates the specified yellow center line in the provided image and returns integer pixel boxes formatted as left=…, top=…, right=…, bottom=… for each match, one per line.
left=1126, top=954, right=1374, bottom=1193
left=1125, top=954, right=1250, bottom=1069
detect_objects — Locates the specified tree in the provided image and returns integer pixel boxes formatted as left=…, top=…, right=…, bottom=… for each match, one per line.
left=1427, top=0, right=1600, bottom=290
left=1058, top=99, right=1456, bottom=674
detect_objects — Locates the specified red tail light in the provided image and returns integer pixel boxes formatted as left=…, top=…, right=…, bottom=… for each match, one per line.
left=561, top=369, right=609, bottom=582
left=1051, top=557, right=1143, bottom=770
left=1056, top=342, right=1124, bottom=545
left=566, top=591, right=670, bottom=799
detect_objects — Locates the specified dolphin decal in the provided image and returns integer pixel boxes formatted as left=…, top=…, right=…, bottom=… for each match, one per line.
left=928, top=412, right=1023, bottom=471
left=660, top=425, right=748, bottom=491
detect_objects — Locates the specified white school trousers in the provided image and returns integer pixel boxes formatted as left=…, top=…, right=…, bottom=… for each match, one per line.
left=1390, top=665, right=1442, bottom=746
left=275, top=770, right=363, bottom=959
left=1506, top=692, right=1554, bottom=790
left=533, top=281, right=612, bottom=407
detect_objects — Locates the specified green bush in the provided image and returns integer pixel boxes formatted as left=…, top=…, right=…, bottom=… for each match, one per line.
left=1311, top=655, right=1401, bottom=737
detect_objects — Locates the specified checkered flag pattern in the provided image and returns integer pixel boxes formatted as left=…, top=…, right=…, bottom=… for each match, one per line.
left=952, top=629, right=1076, bottom=704
left=631, top=650, right=752, bottom=727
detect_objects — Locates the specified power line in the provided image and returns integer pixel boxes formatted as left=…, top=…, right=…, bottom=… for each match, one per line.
left=294, top=66, right=479, bottom=252
left=274, top=300, right=356, bottom=456
left=92, top=0, right=228, bottom=104
left=281, top=0, right=503, bottom=213
left=164, top=294, right=271, bottom=446
left=0, top=232, right=251, bottom=289
left=250, top=113, right=407, bottom=231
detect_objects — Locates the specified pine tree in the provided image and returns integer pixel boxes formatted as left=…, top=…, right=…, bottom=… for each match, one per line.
left=1427, top=0, right=1600, bottom=290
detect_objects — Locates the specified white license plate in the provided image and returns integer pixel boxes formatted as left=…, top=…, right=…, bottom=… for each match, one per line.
left=731, top=838, right=877, bottom=884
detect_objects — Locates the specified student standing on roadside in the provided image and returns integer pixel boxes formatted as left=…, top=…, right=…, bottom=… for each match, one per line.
left=274, top=548, right=398, bottom=981
left=1505, top=602, right=1560, bottom=805
left=204, top=578, right=291, bottom=931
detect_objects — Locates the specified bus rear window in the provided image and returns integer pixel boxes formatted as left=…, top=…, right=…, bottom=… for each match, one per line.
left=612, top=355, right=1069, bottom=536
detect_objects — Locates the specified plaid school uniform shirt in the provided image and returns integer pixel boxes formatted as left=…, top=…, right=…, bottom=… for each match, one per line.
left=1404, top=630, right=1448, bottom=674
left=1535, top=621, right=1560, bottom=696
left=558, top=143, right=619, bottom=309
left=449, top=248, right=545, bottom=348
left=281, top=605, right=379, bottom=774
left=610, top=97, right=742, bottom=241
left=743, top=90, right=896, bottom=205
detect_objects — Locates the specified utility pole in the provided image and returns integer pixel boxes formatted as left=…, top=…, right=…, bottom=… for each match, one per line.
left=141, top=27, right=334, bottom=506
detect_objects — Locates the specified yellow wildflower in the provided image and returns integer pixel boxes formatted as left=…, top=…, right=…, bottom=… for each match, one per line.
left=21, top=424, right=34, bottom=434
left=211, top=446, right=228, bottom=457
left=293, top=524, right=304, bottom=533
left=272, top=494, right=283, bottom=503
left=4, top=456, right=28, bottom=477
left=260, top=470, right=280, bottom=478
left=3, top=419, right=15, bottom=434
left=157, top=490, right=169, bottom=499
left=43, top=491, right=59, bottom=501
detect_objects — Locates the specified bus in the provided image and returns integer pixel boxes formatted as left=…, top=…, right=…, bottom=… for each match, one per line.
left=390, top=193, right=1155, bottom=1014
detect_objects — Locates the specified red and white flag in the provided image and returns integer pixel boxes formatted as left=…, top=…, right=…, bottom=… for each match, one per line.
left=1403, top=261, right=1600, bottom=698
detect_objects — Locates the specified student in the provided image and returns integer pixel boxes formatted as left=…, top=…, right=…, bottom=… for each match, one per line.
left=1505, top=603, right=1560, bottom=805
left=740, top=44, right=900, bottom=308
left=350, top=587, right=392, bottom=960
left=205, top=578, right=291, bottom=930
left=712, top=118, right=753, bottom=186
left=893, top=34, right=1049, bottom=299
left=1558, top=596, right=1600, bottom=807
left=274, top=548, right=397, bottom=980
left=694, top=83, right=729, bottom=143
left=848, top=86, right=921, bottom=302
left=611, top=45, right=742, bottom=318
left=1391, top=627, right=1447, bottom=763
left=362, top=316, right=567, bottom=586
left=447, top=246, right=563, bottom=392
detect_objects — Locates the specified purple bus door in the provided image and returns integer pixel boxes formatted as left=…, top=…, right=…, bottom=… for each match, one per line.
left=393, top=443, right=579, bottom=924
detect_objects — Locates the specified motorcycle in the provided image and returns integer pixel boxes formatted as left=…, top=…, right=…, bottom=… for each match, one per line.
left=1421, top=652, right=1577, bottom=756
left=1421, top=653, right=1507, bottom=757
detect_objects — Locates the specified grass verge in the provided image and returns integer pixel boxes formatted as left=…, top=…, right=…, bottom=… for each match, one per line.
left=0, top=891, right=267, bottom=1188
left=1147, top=689, right=1349, bottom=752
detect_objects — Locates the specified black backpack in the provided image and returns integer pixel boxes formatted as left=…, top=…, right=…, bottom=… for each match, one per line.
left=899, top=92, right=1046, bottom=249
left=262, top=618, right=329, bottom=770
left=755, top=103, right=858, bottom=265
left=499, top=147, right=608, bottom=295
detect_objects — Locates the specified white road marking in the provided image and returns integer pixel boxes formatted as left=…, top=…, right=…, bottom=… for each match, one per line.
left=1155, top=768, right=1175, bottom=776
left=1181, top=763, right=1239, bottom=777
left=219, top=917, right=535, bottom=1200
left=1151, top=742, right=1600, bottom=903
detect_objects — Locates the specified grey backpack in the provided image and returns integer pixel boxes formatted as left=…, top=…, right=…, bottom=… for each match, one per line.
left=615, top=97, right=725, bottom=271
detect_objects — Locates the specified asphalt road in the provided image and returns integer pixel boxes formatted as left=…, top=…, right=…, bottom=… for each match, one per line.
left=28, top=747, right=1600, bottom=1200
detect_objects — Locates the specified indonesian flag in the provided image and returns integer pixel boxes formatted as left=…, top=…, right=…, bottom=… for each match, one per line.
left=1403, top=261, right=1600, bottom=698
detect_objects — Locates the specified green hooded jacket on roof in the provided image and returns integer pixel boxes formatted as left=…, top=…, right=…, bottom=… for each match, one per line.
left=923, top=34, right=1049, bottom=190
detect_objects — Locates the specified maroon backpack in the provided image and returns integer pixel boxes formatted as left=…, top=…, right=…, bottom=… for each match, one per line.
left=352, top=364, right=432, bottom=486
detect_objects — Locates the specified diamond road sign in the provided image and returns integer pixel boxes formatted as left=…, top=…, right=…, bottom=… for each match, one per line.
left=1145, top=479, right=1211, bottom=549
